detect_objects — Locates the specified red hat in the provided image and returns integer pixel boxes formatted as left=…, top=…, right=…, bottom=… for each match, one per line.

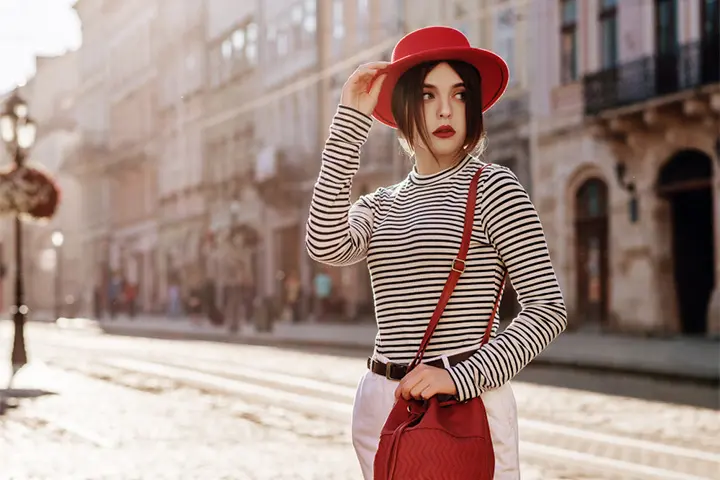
left=372, top=26, right=509, bottom=129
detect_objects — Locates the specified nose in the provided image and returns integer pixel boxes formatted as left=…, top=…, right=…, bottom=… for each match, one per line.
left=437, top=96, right=452, bottom=120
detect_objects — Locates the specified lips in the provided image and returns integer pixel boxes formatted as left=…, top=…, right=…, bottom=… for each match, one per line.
left=432, top=125, right=456, bottom=138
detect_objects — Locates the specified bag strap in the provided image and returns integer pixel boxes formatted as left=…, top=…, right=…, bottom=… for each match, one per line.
left=408, top=165, right=507, bottom=371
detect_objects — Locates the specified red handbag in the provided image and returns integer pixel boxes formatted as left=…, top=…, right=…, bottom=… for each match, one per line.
left=373, top=165, right=507, bottom=480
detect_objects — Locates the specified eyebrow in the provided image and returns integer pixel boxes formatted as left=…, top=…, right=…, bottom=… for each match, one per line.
left=423, top=82, right=465, bottom=89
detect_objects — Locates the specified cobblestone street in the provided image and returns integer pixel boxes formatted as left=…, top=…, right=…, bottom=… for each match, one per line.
left=1, top=322, right=718, bottom=479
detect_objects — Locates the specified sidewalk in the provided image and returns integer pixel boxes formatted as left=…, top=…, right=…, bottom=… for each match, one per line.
left=92, top=314, right=720, bottom=384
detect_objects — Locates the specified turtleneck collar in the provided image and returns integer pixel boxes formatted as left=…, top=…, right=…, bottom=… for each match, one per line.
left=408, top=154, right=475, bottom=186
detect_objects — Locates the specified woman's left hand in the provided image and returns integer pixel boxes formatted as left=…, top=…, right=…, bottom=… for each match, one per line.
left=394, top=364, right=457, bottom=401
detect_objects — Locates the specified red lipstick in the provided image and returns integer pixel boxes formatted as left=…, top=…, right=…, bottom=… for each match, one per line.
left=433, top=125, right=456, bottom=138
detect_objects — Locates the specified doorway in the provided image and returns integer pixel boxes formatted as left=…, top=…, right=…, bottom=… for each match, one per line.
left=657, top=149, right=715, bottom=334
left=574, top=178, right=610, bottom=328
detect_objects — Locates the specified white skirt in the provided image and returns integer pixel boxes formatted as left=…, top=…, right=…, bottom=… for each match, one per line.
left=351, top=350, right=521, bottom=480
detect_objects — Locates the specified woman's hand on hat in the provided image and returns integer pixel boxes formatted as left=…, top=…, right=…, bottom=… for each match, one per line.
left=340, top=61, right=389, bottom=116
left=394, top=363, right=457, bottom=401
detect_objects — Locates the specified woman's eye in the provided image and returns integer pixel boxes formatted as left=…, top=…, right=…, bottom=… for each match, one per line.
left=455, top=91, right=466, bottom=101
left=422, top=92, right=434, bottom=100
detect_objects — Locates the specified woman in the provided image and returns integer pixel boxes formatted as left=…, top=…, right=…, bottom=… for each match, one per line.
left=306, top=26, right=567, bottom=479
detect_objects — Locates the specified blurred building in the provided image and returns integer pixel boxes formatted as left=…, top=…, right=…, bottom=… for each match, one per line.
left=64, top=0, right=112, bottom=316
left=154, top=0, right=207, bottom=310
left=104, top=0, right=161, bottom=313
left=529, top=0, right=719, bottom=336
left=198, top=0, right=407, bottom=322
left=14, top=0, right=716, bottom=339
left=0, top=52, right=81, bottom=317
left=201, top=0, right=264, bottom=318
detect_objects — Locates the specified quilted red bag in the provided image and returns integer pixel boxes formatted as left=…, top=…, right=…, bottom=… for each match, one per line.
left=374, top=165, right=506, bottom=480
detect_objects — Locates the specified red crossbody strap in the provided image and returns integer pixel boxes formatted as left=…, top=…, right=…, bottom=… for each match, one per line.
left=409, top=165, right=506, bottom=370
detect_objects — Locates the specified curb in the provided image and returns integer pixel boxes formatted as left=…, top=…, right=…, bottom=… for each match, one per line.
left=99, top=323, right=373, bottom=351
left=98, top=323, right=720, bottom=386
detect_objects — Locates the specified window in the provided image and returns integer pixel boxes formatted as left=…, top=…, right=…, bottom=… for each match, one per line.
left=357, top=0, right=369, bottom=45
left=655, top=0, right=677, bottom=55
left=333, top=0, right=345, bottom=40
left=220, top=42, right=232, bottom=83
left=560, top=0, right=578, bottom=83
left=332, top=0, right=345, bottom=57
left=266, top=24, right=278, bottom=63
left=303, top=0, right=317, bottom=40
left=291, top=3, right=304, bottom=48
left=221, top=39, right=233, bottom=60
left=494, top=7, right=516, bottom=83
left=232, top=29, right=245, bottom=51
left=599, top=0, right=618, bottom=69
left=277, top=28, right=289, bottom=57
left=222, top=22, right=259, bottom=78
left=702, top=0, right=719, bottom=40
left=246, top=23, right=259, bottom=65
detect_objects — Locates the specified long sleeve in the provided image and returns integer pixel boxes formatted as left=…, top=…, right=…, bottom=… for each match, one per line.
left=448, top=167, right=568, bottom=401
left=305, top=105, right=376, bottom=266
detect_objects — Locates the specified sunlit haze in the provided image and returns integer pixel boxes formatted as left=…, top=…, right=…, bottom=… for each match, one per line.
left=0, top=0, right=81, bottom=94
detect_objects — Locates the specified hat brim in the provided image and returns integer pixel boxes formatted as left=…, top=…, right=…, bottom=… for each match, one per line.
left=372, top=47, right=509, bottom=129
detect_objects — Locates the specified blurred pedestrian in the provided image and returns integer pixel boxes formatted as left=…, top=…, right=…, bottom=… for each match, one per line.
left=305, top=27, right=567, bottom=479
left=167, top=281, right=182, bottom=317
left=107, top=272, right=122, bottom=320
left=125, top=282, right=138, bottom=318
left=284, top=270, right=301, bottom=323
left=312, top=270, right=332, bottom=322
left=93, top=285, right=102, bottom=320
left=225, top=262, right=244, bottom=333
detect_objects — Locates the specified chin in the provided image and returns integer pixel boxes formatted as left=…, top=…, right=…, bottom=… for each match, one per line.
left=430, top=141, right=464, bottom=158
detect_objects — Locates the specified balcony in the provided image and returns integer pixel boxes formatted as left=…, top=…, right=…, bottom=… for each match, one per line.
left=584, top=38, right=720, bottom=116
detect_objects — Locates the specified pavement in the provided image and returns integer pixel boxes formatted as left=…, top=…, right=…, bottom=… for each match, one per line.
left=78, top=313, right=720, bottom=384
left=1, top=322, right=719, bottom=479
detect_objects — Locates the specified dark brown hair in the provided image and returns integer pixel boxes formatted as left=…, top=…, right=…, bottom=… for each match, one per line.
left=390, top=60, right=486, bottom=162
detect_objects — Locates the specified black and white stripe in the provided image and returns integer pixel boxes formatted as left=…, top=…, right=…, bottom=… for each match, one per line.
left=306, top=105, right=567, bottom=401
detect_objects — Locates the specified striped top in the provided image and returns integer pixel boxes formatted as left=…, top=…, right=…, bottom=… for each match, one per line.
left=306, top=105, right=568, bottom=401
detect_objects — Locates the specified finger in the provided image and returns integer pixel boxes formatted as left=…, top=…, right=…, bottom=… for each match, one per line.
left=401, top=373, right=424, bottom=400
left=394, top=375, right=410, bottom=400
left=368, top=73, right=387, bottom=98
left=409, top=380, right=431, bottom=400
left=360, top=61, right=390, bottom=70
left=352, top=68, right=381, bottom=83
left=420, top=384, right=436, bottom=400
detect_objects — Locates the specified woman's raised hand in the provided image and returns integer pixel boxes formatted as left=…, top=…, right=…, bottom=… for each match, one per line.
left=340, top=61, right=389, bottom=116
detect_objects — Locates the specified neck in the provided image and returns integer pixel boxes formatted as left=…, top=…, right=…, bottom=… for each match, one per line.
left=414, top=148, right=465, bottom=175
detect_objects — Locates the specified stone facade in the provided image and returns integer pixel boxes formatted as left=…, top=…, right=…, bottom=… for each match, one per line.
left=154, top=0, right=207, bottom=310
left=65, top=0, right=113, bottom=313
left=529, top=0, right=719, bottom=336
left=103, top=0, right=161, bottom=313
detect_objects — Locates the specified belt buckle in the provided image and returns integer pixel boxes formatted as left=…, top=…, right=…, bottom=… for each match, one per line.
left=385, top=362, right=397, bottom=380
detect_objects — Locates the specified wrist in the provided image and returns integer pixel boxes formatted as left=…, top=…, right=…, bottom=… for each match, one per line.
left=340, top=102, right=372, bottom=117
left=330, top=106, right=373, bottom=145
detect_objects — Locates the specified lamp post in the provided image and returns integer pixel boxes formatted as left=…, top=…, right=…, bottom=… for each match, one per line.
left=51, top=230, right=64, bottom=322
left=1, top=91, right=37, bottom=370
left=614, top=160, right=639, bottom=223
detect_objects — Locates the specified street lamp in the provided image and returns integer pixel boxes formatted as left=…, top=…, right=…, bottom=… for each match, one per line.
left=614, top=160, right=639, bottom=223
left=51, top=230, right=64, bottom=322
left=1, top=91, right=37, bottom=370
